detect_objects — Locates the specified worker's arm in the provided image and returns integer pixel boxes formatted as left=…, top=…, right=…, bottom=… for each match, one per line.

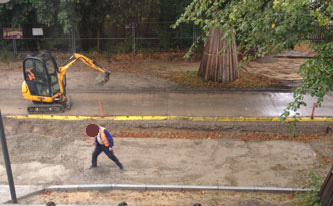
left=103, top=129, right=114, bottom=151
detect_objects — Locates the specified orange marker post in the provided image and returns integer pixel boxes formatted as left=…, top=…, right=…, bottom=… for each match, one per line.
left=99, top=101, right=104, bottom=118
left=311, top=102, right=316, bottom=119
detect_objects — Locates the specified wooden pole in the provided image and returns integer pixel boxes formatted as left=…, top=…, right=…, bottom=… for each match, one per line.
left=199, top=27, right=239, bottom=83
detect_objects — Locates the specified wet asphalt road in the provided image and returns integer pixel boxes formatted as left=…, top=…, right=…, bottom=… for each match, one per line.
left=0, top=89, right=332, bottom=117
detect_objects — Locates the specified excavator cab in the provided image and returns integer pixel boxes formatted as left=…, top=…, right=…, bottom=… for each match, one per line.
left=23, top=52, right=63, bottom=98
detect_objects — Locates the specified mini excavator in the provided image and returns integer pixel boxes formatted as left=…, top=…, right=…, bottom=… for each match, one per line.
left=22, top=52, right=111, bottom=114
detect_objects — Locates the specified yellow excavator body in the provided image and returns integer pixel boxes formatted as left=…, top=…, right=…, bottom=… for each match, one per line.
left=21, top=52, right=110, bottom=114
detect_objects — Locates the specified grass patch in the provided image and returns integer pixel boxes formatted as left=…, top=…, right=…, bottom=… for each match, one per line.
left=169, top=71, right=280, bottom=89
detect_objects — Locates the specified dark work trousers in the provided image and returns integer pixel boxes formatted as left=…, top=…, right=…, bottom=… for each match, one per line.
left=92, top=144, right=123, bottom=169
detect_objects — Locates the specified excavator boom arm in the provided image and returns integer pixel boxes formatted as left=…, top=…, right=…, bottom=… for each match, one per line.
left=59, top=53, right=111, bottom=86
left=60, top=53, right=110, bottom=74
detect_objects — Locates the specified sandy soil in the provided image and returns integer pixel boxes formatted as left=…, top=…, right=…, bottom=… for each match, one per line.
left=21, top=190, right=297, bottom=206
left=1, top=118, right=332, bottom=187
left=1, top=52, right=331, bottom=205
left=0, top=118, right=331, bottom=205
left=0, top=53, right=304, bottom=91
left=241, top=57, right=304, bottom=86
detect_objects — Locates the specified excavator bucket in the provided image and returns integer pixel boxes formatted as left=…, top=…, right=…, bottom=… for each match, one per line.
left=95, top=71, right=111, bottom=86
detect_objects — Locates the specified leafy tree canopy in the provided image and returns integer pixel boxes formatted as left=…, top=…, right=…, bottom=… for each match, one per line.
left=0, top=0, right=192, bottom=51
left=0, top=0, right=161, bottom=33
left=173, top=0, right=333, bottom=119
left=0, top=0, right=58, bottom=27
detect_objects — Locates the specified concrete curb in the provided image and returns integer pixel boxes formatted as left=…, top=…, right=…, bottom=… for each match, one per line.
left=1, top=184, right=312, bottom=205
left=0, top=185, right=44, bottom=204
left=5, top=115, right=333, bottom=122
left=44, top=184, right=312, bottom=193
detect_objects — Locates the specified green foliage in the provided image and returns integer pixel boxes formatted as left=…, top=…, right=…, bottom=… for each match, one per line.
left=295, top=172, right=322, bottom=206
left=0, top=0, right=71, bottom=35
left=281, top=41, right=333, bottom=121
left=288, top=117, right=298, bottom=138
left=0, top=0, right=163, bottom=34
left=1, top=46, right=8, bottom=60
left=0, top=0, right=59, bottom=27
left=31, top=0, right=59, bottom=26
left=0, top=0, right=194, bottom=52
left=104, top=52, right=112, bottom=59
left=210, top=196, right=218, bottom=205
left=174, top=0, right=333, bottom=119
left=57, top=0, right=76, bottom=34
left=1, top=40, right=10, bottom=60
left=158, top=0, right=194, bottom=50
left=117, top=36, right=132, bottom=53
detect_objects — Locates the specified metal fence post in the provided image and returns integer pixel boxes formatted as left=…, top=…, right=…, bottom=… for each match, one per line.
left=0, top=111, right=17, bottom=203
left=12, top=39, right=17, bottom=57
left=72, top=25, right=76, bottom=53
left=132, top=23, right=136, bottom=55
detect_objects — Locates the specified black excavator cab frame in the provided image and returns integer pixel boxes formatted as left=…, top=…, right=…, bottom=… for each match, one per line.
left=23, top=52, right=66, bottom=98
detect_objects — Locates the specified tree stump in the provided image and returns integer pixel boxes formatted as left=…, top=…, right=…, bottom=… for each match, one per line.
left=198, top=27, right=239, bottom=82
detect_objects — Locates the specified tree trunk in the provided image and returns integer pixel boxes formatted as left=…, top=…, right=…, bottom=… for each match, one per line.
left=198, top=27, right=239, bottom=82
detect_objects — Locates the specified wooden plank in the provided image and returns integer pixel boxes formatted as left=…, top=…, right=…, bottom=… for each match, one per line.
left=210, top=28, right=217, bottom=81
left=215, top=28, right=220, bottom=81
left=226, top=38, right=230, bottom=82
left=199, top=27, right=213, bottom=79
left=322, top=181, right=333, bottom=204
left=206, top=28, right=215, bottom=80
left=229, top=42, right=233, bottom=81
left=218, top=37, right=223, bottom=82
left=222, top=39, right=227, bottom=82
left=328, top=197, right=333, bottom=206
left=198, top=53, right=205, bottom=77
left=232, top=34, right=239, bottom=79
left=319, top=166, right=333, bottom=196
left=215, top=31, right=220, bottom=82
left=212, top=27, right=219, bottom=81
left=319, top=166, right=333, bottom=206
left=231, top=34, right=236, bottom=79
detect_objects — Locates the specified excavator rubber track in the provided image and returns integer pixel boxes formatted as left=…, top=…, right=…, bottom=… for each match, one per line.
left=27, top=96, right=71, bottom=114
left=27, top=104, right=64, bottom=114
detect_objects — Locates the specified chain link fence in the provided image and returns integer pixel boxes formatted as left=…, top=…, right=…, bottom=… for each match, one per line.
left=5, top=20, right=330, bottom=56
left=1, top=22, right=199, bottom=56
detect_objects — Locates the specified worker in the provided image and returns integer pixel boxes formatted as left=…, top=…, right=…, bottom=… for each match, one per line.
left=86, top=124, right=124, bottom=172
left=26, top=70, right=35, bottom=80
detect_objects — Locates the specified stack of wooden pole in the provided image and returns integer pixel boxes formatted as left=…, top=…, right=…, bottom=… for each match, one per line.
left=198, top=27, right=239, bottom=83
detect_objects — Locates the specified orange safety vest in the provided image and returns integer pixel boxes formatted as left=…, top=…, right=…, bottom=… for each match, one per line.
left=27, top=70, right=35, bottom=80
left=95, top=127, right=110, bottom=147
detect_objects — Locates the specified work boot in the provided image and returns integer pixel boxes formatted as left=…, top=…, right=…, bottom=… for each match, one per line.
left=89, top=165, right=97, bottom=169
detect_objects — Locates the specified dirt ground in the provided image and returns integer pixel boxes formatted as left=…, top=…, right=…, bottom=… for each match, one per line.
left=1, top=51, right=332, bottom=205
left=1, top=118, right=332, bottom=206
left=0, top=52, right=305, bottom=91
left=21, top=190, right=298, bottom=206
